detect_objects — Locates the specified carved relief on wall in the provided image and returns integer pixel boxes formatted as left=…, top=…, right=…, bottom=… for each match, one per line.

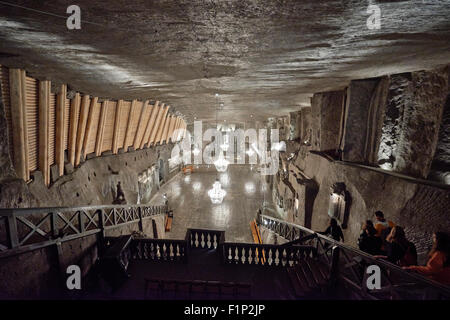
left=327, top=182, right=351, bottom=228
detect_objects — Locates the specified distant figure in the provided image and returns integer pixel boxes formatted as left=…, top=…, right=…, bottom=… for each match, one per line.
left=374, top=211, right=395, bottom=240
left=374, top=226, right=417, bottom=266
left=403, top=232, right=450, bottom=285
left=319, top=218, right=344, bottom=242
left=358, top=220, right=382, bottom=255
left=113, top=181, right=126, bottom=204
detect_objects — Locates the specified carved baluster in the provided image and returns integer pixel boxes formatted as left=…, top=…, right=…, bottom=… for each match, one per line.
left=275, top=248, right=280, bottom=266
left=282, top=248, right=287, bottom=267
left=248, top=248, right=253, bottom=264
left=207, top=233, right=211, bottom=249
left=268, top=248, right=273, bottom=266
left=156, top=244, right=161, bottom=260
left=234, top=246, right=239, bottom=264
left=162, top=243, right=167, bottom=260
left=201, top=233, right=205, bottom=248
left=169, top=243, right=174, bottom=260
left=213, top=234, right=218, bottom=249
left=239, top=247, right=244, bottom=264
left=194, top=232, right=199, bottom=247
left=227, top=247, right=232, bottom=263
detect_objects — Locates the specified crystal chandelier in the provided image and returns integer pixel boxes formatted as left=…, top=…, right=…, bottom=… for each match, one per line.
left=208, top=179, right=227, bottom=204
left=214, top=152, right=229, bottom=172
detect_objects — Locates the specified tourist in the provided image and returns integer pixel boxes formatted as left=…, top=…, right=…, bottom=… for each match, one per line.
left=319, top=218, right=344, bottom=242
left=403, top=232, right=450, bottom=285
left=374, top=226, right=417, bottom=266
left=358, top=220, right=382, bottom=255
left=374, top=211, right=395, bottom=239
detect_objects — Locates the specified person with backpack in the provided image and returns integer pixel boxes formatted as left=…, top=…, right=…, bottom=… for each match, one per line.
left=374, top=226, right=417, bottom=266
left=403, top=232, right=450, bottom=285
left=358, top=220, right=382, bottom=255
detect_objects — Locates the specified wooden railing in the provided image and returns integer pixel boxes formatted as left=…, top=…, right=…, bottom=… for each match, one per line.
left=0, top=204, right=167, bottom=259
left=222, top=242, right=316, bottom=267
left=259, top=214, right=450, bottom=300
left=185, top=228, right=225, bottom=251
left=130, top=238, right=188, bottom=263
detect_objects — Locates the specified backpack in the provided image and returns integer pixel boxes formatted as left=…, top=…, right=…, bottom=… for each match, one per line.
left=399, top=241, right=417, bottom=267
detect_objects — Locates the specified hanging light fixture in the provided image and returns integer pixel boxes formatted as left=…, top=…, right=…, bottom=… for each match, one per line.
left=208, top=179, right=227, bottom=204
left=213, top=93, right=229, bottom=172
left=214, top=153, right=229, bottom=172
left=208, top=93, right=227, bottom=204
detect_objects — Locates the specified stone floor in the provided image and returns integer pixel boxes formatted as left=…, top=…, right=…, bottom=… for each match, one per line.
left=149, top=165, right=279, bottom=243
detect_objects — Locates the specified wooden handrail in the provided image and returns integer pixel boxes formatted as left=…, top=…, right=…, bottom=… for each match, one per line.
left=259, top=214, right=450, bottom=296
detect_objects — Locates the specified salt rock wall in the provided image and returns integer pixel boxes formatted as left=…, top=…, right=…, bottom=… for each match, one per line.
left=0, top=143, right=175, bottom=208
left=429, top=93, right=450, bottom=183
left=311, top=90, right=345, bottom=153
left=378, top=68, right=448, bottom=178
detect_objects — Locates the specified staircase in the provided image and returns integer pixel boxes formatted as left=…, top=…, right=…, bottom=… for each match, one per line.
left=259, top=214, right=450, bottom=300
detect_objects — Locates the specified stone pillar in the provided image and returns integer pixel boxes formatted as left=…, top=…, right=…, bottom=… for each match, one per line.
left=311, top=90, right=345, bottom=153
left=378, top=69, right=448, bottom=178
left=341, top=78, right=380, bottom=163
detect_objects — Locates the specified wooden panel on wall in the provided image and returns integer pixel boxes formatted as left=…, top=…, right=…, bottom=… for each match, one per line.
left=85, top=100, right=101, bottom=155
left=112, top=100, right=122, bottom=154
left=154, top=105, right=170, bottom=146
left=140, top=101, right=158, bottom=149
left=95, top=100, right=108, bottom=156
left=147, top=103, right=163, bottom=147
left=133, top=100, right=150, bottom=150
left=55, top=85, right=67, bottom=176
left=68, top=93, right=81, bottom=166
left=0, top=66, right=13, bottom=161
left=102, top=100, right=116, bottom=153
left=25, top=76, right=38, bottom=172
left=118, top=100, right=131, bottom=149
left=49, top=93, right=56, bottom=166
left=9, top=69, right=29, bottom=181
left=75, top=95, right=90, bottom=166
left=39, top=80, right=51, bottom=186
left=64, top=97, right=70, bottom=150
left=125, top=100, right=142, bottom=149
left=158, top=114, right=171, bottom=145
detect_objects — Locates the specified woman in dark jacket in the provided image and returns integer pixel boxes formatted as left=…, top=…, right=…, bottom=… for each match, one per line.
left=374, top=226, right=417, bottom=266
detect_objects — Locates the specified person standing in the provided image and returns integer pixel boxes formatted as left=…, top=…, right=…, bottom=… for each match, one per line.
left=320, top=218, right=344, bottom=242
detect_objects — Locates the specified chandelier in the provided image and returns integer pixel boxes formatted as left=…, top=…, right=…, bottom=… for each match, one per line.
left=214, top=152, right=229, bottom=172
left=208, top=179, right=227, bottom=204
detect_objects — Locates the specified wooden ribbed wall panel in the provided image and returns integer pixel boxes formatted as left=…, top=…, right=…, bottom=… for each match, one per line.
left=102, top=101, right=116, bottom=152
left=133, top=101, right=150, bottom=150
left=25, top=77, right=39, bottom=172
left=126, top=101, right=143, bottom=148
left=0, top=65, right=185, bottom=184
left=0, top=66, right=13, bottom=161
left=86, top=102, right=101, bottom=154
left=64, top=98, right=70, bottom=150
left=118, top=101, right=131, bottom=148
left=49, top=93, right=56, bottom=165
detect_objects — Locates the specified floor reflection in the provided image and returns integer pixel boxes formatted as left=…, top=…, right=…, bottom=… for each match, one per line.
left=149, top=165, right=274, bottom=242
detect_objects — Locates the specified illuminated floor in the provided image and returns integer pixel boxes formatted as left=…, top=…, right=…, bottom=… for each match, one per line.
left=150, top=165, right=275, bottom=243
